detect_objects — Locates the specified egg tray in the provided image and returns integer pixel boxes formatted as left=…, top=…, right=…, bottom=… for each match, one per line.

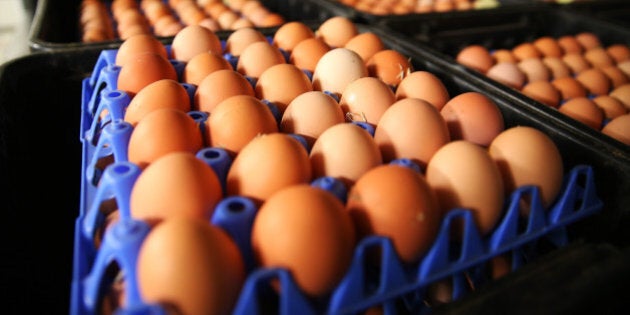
left=554, top=0, right=630, bottom=30
left=27, top=0, right=339, bottom=52
left=71, top=23, right=627, bottom=314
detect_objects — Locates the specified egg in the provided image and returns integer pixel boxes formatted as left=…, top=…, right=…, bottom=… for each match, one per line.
left=366, top=49, right=413, bottom=87
left=440, top=91, right=504, bottom=147
left=124, top=79, right=191, bottom=126
left=272, top=21, right=316, bottom=53
left=128, top=108, right=204, bottom=168
left=183, top=51, right=233, bottom=86
left=227, top=133, right=312, bottom=203
left=117, top=52, right=178, bottom=97
left=512, top=42, right=542, bottom=61
left=374, top=98, right=450, bottom=169
left=115, top=33, right=168, bottom=67
left=593, top=95, right=628, bottom=119
left=575, top=32, right=602, bottom=50
left=280, top=91, right=345, bottom=146
left=171, top=25, right=222, bottom=62
left=344, top=32, right=385, bottom=62
left=492, top=49, right=518, bottom=64
left=316, top=16, right=359, bottom=48
left=347, top=164, right=441, bottom=263
left=206, top=95, right=279, bottom=154
left=517, top=58, right=551, bottom=83
left=600, top=65, right=630, bottom=89
left=224, top=27, right=268, bottom=57
left=426, top=140, right=504, bottom=235
left=236, top=41, right=287, bottom=79
left=584, top=47, right=615, bottom=69
left=575, top=67, right=611, bottom=96
left=395, top=70, right=450, bottom=110
left=532, top=36, right=563, bottom=58
left=339, top=76, right=396, bottom=127
left=310, top=123, right=382, bottom=186
left=606, top=44, right=630, bottom=63
left=558, top=97, right=604, bottom=129
left=488, top=126, right=564, bottom=211
left=312, top=48, right=368, bottom=98
left=602, top=113, right=630, bottom=145
left=137, top=216, right=244, bottom=315
left=130, top=152, right=222, bottom=223
left=456, top=45, right=495, bottom=73
left=486, top=62, right=526, bottom=89
left=557, top=35, right=584, bottom=55
left=255, top=63, right=313, bottom=114
left=194, top=69, right=255, bottom=113
left=551, top=76, right=588, bottom=101
left=521, top=80, right=561, bottom=108
left=289, top=37, right=331, bottom=73
left=542, top=57, right=572, bottom=79
left=562, top=53, right=591, bottom=75
left=618, top=60, right=630, bottom=78
left=610, top=83, right=630, bottom=110
left=251, top=185, right=355, bottom=297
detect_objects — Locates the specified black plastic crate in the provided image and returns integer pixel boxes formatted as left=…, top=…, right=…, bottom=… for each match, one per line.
left=554, top=0, right=630, bottom=30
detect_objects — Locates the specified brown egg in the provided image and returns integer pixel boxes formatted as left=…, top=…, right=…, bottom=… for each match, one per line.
left=606, top=44, right=630, bottom=63
left=224, top=27, right=267, bottom=57
left=575, top=67, right=612, bottom=96
left=551, top=76, right=588, bottom=101
left=312, top=48, right=368, bottom=98
left=272, top=21, right=316, bottom=53
left=153, top=15, right=184, bottom=37
left=374, top=98, right=450, bottom=169
left=316, top=16, right=359, bottom=48
left=204, top=2, right=229, bottom=19
left=440, top=92, right=505, bottom=147
left=610, top=83, right=630, bottom=110
left=251, top=185, right=355, bottom=297
left=593, top=95, right=628, bottom=120
left=130, top=152, right=221, bottom=222
left=236, top=41, right=287, bottom=79
left=344, top=32, right=385, bottom=62
left=601, top=65, right=630, bottom=89
left=533, top=36, right=563, bottom=58
left=562, top=53, right=591, bottom=75
left=512, top=42, right=542, bottom=61
left=217, top=10, right=240, bottom=29
left=128, top=108, right=204, bottom=168
left=184, top=53, right=232, bottom=86
left=395, top=70, right=450, bottom=111
left=492, top=49, right=518, bottom=64
left=543, top=57, right=572, bottom=79
left=230, top=17, right=255, bottom=29
left=339, top=76, right=396, bottom=127
left=602, top=113, right=630, bottom=144
left=521, top=80, right=561, bottom=108
left=227, top=133, right=312, bottom=203
left=115, top=33, right=168, bottom=67
left=171, top=25, right=222, bottom=62
left=456, top=45, right=495, bottom=73
left=255, top=63, right=313, bottom=113
left=206, top=95, right=278, bottom=154
left=194, top=69, right=255, bottom=113
left=280, top=91, right=345, bottom=146
left=558, top=97, right=604, bottom=129
left=488, top=126, right=564, bottom=210
left=517, top=58, right=551, bottom=83
left=558, top=35, right=584, bottom=55
left=486, top=62, right=527, bottom=89
left=347, top=164, right=441, bottom=264
left=117, top=52, right=178, bottom=97
left=619, top=60, right=630, bottom=78
left=124, top=79, right=191, bottom=126
left=289, top=37, right=331, bottom=73
left=426, top=140, right=504, bottom=235
left=366, top=49, right=413, bottom=87
left=137, top=216, right=244, bottom=315
left=584, top=47, right=615, bottom=69
left=575, top=32, right=602, bottom=50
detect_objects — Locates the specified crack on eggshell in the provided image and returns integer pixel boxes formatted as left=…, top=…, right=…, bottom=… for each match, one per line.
left=345, top=111, right=367, bottom=123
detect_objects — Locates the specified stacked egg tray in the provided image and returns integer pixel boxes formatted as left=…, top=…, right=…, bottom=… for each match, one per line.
left=70, top=22, right=616, bottom=315
left=379, top=5, right=630, bottom=156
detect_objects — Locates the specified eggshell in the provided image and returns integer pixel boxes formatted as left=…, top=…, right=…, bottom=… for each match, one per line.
left=610, top=83, right=630, bottom=110
left=344, top=32, right=385, bottom=62
left=255, top=63, right=313, bottom=113
left=456, top=45, right=495, bottom=73
left=606, top=44, right=630, bottom=63
left=486, top=62, right=526, bottom=89
left=339, top=76, right=396, bottom=126
left=171, top=25, right=222, bottom=62
left=575, top=67, right=612, bottom=96
left=130, top=152, right=222, bottom=223
left=492, top=49, right=518, bottom=64
left=517, top=58, right=551, bottom=83
left=137, top=216, right=244, bottom=315
left=558, top=97, right=604, bottom=129
left=128, top=108, right=204, bottom=168
left=280, top=91, right=345, bottom=146
left=124, top=79, right=191, bottom=126
left=395, top=70, right=450, bottom=111
left=225, top=27, right=267, bottom=57
left=230, top=17, right=255, bottom=29
left=289, top=37, right=331, bottom=73
left=584, top=47, right=615, bottom=69
left=117, top=52, right=178, bottom=97
left=542, top=57, right=572, bottom=79
left=551, top=76, right=588, bottom=101
left=532, top=36, right=563, bottom=58
left=521, top=80, right=561, bottom=108
left=600, top=65, right=630, bottom=89
left=347, top=164, right=441, bottom=263
left=115, top=33, right=168, bottom=67
left=426, top=140, right=504, bottom=235
left=575, top=32, right=602, bottom=50
left=440, top=92, right=504, bottom=147
left=618, top=60, right=630, bottom=78
left=227, top=133, right=312, bottom=203
left=312, top=48, right=368, bottom=98
left=488, top=126, right=564, bottom=210
left=236, top=41, right=287, bottom=79
left=310, top=123, right=382, bottom=186
left=602, top=113, right=630, bottom=145
left=316, top=16, right=358, bottom=48
left=194, top=69, right=255, bottom=113
left=272, top=21, right=316, bottom=53
left=374, top=98, right=450, bottom=169
left=512, top=42, right=542, bottom=61
left=593, top=95, right=628, bottom=119
left=557, top=35, right=584, bottom=55
left=206, top=95, right=278, bottom=154
left=183, top=51, right=233, bottom=86
left=366, top=49, right=413, bottom=87
left=562, top=53, right=591, bottom=74
left=251, top=185, right=354, bottom=296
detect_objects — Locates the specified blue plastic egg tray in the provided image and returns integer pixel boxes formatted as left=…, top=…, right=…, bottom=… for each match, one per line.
left=72, top=40, right=604, bottom=315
